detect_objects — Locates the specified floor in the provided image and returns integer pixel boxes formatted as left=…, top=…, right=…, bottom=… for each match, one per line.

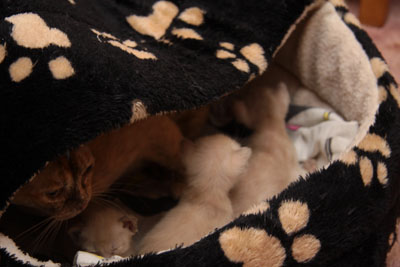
left=349, top=0, right=400, bottom=82
left=348, top=1, right=400, bottom=265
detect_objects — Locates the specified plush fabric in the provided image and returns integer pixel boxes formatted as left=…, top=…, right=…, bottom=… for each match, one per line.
left=0, top=0, right=399, bottom=266
left=287, top=106, right=359, bottom=168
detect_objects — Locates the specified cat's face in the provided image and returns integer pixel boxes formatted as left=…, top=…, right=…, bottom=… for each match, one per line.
left=12, top=145, right=95, bottom=221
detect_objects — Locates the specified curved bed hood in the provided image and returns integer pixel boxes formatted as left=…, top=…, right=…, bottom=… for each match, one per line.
left=0, top=0, right=399, bottom=266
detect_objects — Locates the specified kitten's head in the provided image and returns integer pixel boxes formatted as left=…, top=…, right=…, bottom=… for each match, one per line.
left=68, top=206, right=138, bottom=258
left=183, top=134, right=252, bottom=189
left=12, top=145, right=95, bottom=221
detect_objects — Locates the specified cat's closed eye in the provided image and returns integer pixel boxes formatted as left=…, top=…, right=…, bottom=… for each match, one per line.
left=46, top=187, right=64, bottom=199
left=83, top=164, right=93, bottom=176
left=81, top=164, right=94, bottom=187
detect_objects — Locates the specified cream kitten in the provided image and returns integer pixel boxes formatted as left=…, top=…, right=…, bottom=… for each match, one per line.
left=137, top=134, right=252, bottom=254
left=68, top=202, right=138, bottom=258
left=230, top=82, right=301, bottom=217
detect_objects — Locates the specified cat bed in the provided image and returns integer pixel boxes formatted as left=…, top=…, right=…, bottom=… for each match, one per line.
left=0, top=0, right=399, bottom=266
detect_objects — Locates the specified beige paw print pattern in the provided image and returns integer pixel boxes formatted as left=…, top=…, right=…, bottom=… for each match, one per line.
left=356, top=133, right=390, bottom=187
left=91, top=29, right=157, bottom=60
left=0, top=43, right=7, bottom=64
left=340, top=131, right=391, bottom=187
left=2, top=13, right=75, bottom=82
left=126, top=1, right=206, bottom=43
left=125, top=1, right=267, bottom=76
left=219, top=200, right=321, bottom=266
left=216, top=42, right=267, bottom=75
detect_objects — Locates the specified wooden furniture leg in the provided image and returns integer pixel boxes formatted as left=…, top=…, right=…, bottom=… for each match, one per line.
left=359, top=0, right=390, bottom=27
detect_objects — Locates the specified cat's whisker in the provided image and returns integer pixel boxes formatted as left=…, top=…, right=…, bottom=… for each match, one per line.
left=92, top=192, right=115, bottom=201
left=91, top=197, right=112, bottom=208
left=97, top=192, right=161, bottom=212
left=92, top=197, right=124, bottom=213
left=92, top=199, right=117, bottom=213
left=102, top=189, right=132, bottom=196
left=105, top=188, right=145, bottom=196
left=15, top=216, right=53, bottom=241
left=47, top=220, right=63, bottom=246
left=110, top=182, right=154, bottom=188
left=91, top=188, right=117, bottom=197
left=31, top=219, right=56, bottom=254
left=95, top=197, right=120, bottom=209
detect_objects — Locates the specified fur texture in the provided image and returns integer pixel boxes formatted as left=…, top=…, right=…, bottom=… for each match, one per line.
left=137, top=134, right=251, bottom=254
left=0, top=0, right=399, bottom=267
left=11, top=115, right=184, bottom=221
left=11, top=145, right=95, bottom=221
left=68, top=202, right=138, bottom=258
left=230, top=82, right=301, bottom=216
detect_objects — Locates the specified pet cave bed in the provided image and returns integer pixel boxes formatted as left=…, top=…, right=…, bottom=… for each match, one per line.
left=0, top=0, right=399, bottom=266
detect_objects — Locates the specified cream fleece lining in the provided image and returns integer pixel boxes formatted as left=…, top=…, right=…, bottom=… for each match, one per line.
left=276, top=2, right=378, bottom=149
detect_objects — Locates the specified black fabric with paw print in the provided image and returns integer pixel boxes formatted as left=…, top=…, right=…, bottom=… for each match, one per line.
left=0, top=0, right=399, bottom=266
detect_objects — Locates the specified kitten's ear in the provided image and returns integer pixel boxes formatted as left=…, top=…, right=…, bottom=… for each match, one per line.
left=119, top=215, right=138, bottom=234
left=68, top=225, right=83, bottom=245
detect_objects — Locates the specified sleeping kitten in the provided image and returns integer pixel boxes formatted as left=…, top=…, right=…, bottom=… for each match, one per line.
left=137, top=134, right=252, bottom=254
left=68, top=202, right=138, bottom=258
left=230, top=82, right=301, bottom=217
left=11, top=115, right=184, bottom=221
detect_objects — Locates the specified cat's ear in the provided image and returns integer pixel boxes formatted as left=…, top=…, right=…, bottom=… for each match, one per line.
left=68, top=224, right=83, bottom=245
left=71, top=145, right=95, bottom=178
left=119, top=215, right=138, bottom=234
left=70, top=145, right=95, bottom=189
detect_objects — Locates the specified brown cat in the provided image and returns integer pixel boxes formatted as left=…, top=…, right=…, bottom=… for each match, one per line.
left=169, top=106, right=210, bottom=140
left=88, top=115, right=185, bottom=195
left=11, top=115, right=185, bottom=221
left=11, top=145, right=94, bottom=221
